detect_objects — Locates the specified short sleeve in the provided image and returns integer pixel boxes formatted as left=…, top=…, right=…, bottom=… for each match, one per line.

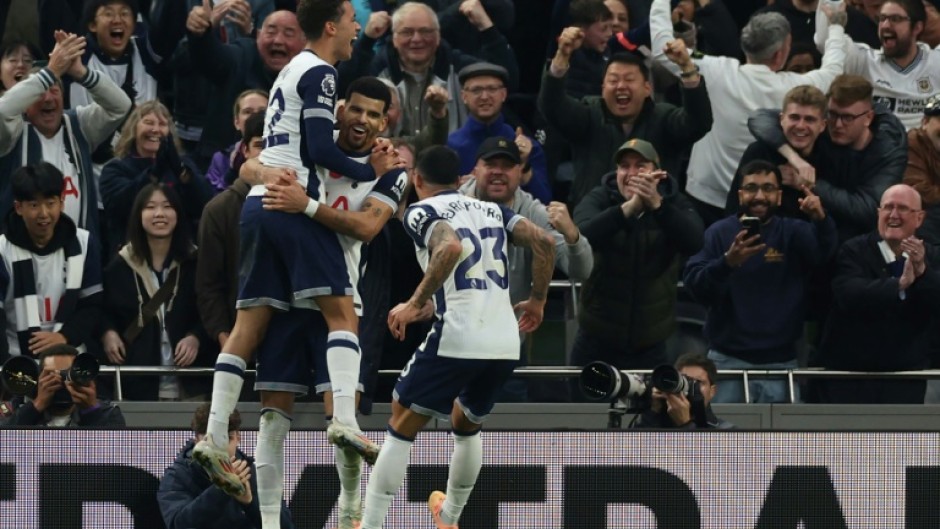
left=403, top=204, right=443, bottom=248
left=368, top=169, right=409, bottom=212
left=297, top=63, right=339, bottom=122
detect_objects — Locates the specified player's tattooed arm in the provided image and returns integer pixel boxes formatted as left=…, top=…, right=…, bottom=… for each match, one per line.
left=510, top=218, right=556, bottom=302
left=411, top=221, right=463, bottom=308
left=310, top=197, right=394, bottom=242
left=389, top=221, right=462, bottom=340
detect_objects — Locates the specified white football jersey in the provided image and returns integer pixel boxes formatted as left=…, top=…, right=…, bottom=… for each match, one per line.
left=307, top=133, right=408, bottom=315
left=259, top=50, right=338, bottom=197
left=403, top=192, right=522, bottom=360
left=844, top=43, right=940, bottom=131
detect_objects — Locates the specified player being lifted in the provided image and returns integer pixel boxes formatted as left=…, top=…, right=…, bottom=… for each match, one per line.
left=359, top=145, right=556, bottom=529
left=243, top=75, right=410, bottom=529
left=193, top=0, right=400, bottom=526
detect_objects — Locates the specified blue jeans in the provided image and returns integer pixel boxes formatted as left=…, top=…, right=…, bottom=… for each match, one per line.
left=707, top=350, right=799, bottom=403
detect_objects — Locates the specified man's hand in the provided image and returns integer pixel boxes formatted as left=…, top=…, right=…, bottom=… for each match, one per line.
left=425, top=84, right=449, bottom=119
left=621, top=193, right=644, bottom=218
left=900, top=236, right=927, bottom=278
left=66, top=380, right=98, bottom=410
left=513, top=298, right=545, bottom=333
left=29, top=332, right=67, bottom=355
left=798, top=185, right=825, bottom=221
left=789, top=157, right=816, bottom=189
left=550, top=27, right=584, bottom=76
left=459, top=0, right=494, bottom=31
left=174, top=335, right=200, bottom=367
left=370, top=138, right=404, bottom=176
left=224, top=0, right=254, bottom=35
left=724, top=229, right=765, bottom=267
left=664, top=392, right=692, bottom=426
left=514, top=127, right=533, bottom=164
left=822, top=0, right=848, bottom=26
left=546, top=201, right=578, bottom=244
left=628, top=171, right=666, bottom=211
left=388, top=300, right=423, bottom=341
left=262, top=178, right=309, bottom=214
left=663, top=38, right=694, bottom=70
left=32, top=370, right=63, bottom=413
left=187, top=0, right=213, bottom=35
left=899, top=254, right=916, bottom=290
left=102, top=330, right=126, bottom=365
left=365, top=10, right=391, bottom=39
left=47, top=32, right=86, bottom=79
left=231, top=458, right=253, bottom=505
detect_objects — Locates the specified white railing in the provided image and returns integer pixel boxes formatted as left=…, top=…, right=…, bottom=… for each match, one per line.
left=98, top=366, right=940, bottom=403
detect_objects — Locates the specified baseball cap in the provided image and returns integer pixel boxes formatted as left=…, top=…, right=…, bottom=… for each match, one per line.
left=476, top=136, right=521, bottom=164
left=613, top=139, right=660, bottom=167
left=458, top=62, right=510, bottom=87
left=925, top=94, right=940, bottom=117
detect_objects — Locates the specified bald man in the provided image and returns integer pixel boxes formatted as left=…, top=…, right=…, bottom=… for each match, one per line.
left=817, top=184, right=940, bottom=403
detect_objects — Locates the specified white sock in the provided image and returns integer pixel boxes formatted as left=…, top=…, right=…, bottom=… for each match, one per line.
left=335, top=445, right=362, bottom=508
left=208, top=353, right=246, bottom=449
left=327, top=331, right=361, bottom=428
left=441, top=431, right=483, bottom=525
left=256, top=408, right=292, bottom=529
left=360, top=431, right=413, bottom=529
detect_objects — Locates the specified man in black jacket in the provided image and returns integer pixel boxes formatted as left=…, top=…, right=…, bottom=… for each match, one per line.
left=817, top=184, right=940, bottom=404
left=158, top=404, right=294, bottom=529
left=572, top=139, right=703, bottom=374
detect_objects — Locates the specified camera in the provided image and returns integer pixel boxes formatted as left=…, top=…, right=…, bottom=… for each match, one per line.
left=579, top=361, right=706, bottom=428
left=579, top=361, right=648, bottom=402
left=1, top=353, right=99, bottom=400
left=650, top=364, right=701, bottom=400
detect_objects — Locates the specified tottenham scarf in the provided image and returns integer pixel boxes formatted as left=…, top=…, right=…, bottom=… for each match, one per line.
left=11, top=236, right=84, bottom=356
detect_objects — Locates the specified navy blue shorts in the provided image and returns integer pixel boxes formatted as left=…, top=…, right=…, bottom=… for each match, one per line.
left=393, top=353, right=517, bottom=423
left=254, top=308, right=328, bottom=395
left=237, top=195, right=351, bottom=311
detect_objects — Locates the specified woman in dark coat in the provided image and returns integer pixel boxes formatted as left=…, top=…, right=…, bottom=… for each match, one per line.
left=100, top=183, right=213, bottom=400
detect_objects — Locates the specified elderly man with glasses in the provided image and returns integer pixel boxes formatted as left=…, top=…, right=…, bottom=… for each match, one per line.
left=684, top=159, right=837, bottom=404
left=816, top=183, right=940, bottom=404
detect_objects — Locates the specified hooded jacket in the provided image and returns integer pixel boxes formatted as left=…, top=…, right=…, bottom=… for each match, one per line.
left=574, top=172, right=703, bottom=349
left=157, top=439, right=294, bottom=529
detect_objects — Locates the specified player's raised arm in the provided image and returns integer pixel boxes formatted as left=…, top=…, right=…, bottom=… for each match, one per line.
left=507, top=216, right=556, bottom=332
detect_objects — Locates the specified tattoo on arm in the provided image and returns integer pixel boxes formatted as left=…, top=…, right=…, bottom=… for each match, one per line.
left=410, top=222, right=462, bottom=307
left=315, top=197, right=393, bottom=241
left=512, top=219, right=555, bottom=301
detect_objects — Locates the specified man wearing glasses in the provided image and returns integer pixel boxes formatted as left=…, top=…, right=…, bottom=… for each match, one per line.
left=684, top=160, right=837, bottom=403
left=814, top=0, right=940, bottom=130
left=748, top=74, right=907, bottom=243
left=817, top=183, right=940, bottom=403
left=339, top=1, right=519, bottom=137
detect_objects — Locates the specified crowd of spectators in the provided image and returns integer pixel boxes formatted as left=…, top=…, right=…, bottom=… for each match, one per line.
left=0, top=0, right=939, bottom=411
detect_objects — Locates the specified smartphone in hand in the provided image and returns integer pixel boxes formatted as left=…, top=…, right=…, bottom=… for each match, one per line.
left=741, top=216, right=761, bottom=240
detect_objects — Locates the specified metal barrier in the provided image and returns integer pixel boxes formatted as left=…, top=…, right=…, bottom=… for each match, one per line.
left=99, top=365, right=940, bottom=403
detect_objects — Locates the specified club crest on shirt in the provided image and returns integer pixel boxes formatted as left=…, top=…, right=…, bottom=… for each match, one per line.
left=917, top=77, right=932, bottom=94
left=764, top=247, right=784, bottom=263
left=322, top=73, right=337, bottom=97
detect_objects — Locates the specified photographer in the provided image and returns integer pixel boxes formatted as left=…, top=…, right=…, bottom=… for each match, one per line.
left=1, top=345, right=124, bottom=427
left=630, top=353, right=733, bottom=429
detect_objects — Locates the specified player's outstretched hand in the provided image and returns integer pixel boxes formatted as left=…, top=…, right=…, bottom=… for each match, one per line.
left=513, top=298, right=545, bottom=333
left=388, top=301, right=423, bottom=341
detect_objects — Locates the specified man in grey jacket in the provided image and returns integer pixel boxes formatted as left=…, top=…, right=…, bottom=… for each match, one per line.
left=459, top=136, right=593, bottom=400
left=0, top=31, right=132, bottom=242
